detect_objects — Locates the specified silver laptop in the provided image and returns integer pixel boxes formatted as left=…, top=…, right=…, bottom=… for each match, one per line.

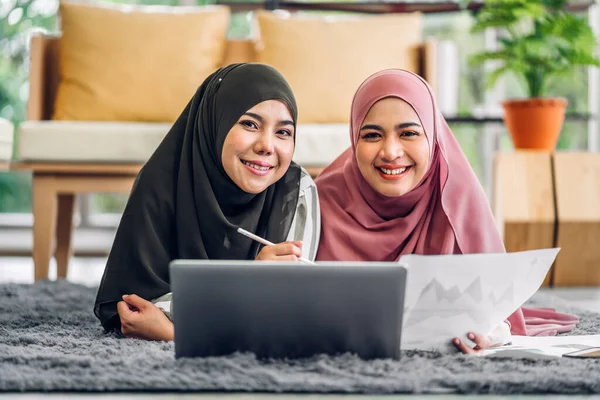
left=170, top=260, right=407, bottom=360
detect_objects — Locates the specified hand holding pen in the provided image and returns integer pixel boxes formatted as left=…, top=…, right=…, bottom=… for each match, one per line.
left=237, top=228, right=316, bottom=265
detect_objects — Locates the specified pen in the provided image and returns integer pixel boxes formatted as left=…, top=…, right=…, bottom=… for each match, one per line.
left=236, top=227, right=316, bottom=265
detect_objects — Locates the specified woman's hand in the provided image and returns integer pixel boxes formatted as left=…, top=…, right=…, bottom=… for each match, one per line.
left=117, top=294, right=174, bottom=341
left=256, top=241, right=303, bottom=261
left=452, top=332, right=494, bottom=355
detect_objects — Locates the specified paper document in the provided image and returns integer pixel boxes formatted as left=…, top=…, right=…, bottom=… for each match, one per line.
left=483, top=335, right=600, bottom=358
left=399, top=248, right=560, bottom=351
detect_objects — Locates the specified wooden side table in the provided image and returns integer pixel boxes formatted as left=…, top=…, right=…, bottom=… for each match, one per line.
left=493, top=151, right=600, bottom=287
left=553, top=153, right=600, bottom=286
left=492, top=151, right=555, bottom=287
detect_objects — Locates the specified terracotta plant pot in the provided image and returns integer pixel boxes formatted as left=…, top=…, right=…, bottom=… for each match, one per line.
left=502, top=97, right=568, bottom=152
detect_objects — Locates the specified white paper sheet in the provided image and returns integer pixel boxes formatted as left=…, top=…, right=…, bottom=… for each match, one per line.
left=483, top=335, right=600, bottom=358
left=399, top=248, right=560, bottom=351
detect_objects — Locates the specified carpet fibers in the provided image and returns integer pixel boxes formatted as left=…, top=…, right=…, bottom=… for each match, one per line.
left=0, top=281, right=599, bottom=394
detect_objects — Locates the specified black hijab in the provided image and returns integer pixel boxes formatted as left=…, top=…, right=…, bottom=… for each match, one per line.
left=94, top=64, right=301, bottom=331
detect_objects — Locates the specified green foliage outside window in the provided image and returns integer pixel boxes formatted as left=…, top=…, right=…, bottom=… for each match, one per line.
left=0, top=0, right=57, bottom=213
left=469, top=0, right=599, bottom=98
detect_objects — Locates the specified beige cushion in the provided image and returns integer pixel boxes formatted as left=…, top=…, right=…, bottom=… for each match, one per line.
left=0, top=118, right=14, bottom=162
left=53, top=2, right=229, bottom=122
left=17, top=121, right=350, bottom=167
left=255, top=10, right=423, bottom=124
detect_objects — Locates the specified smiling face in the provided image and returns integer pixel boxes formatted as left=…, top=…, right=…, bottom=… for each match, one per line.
left=221, top=99, right=295, bottom=194
left=355, top=97, right=431, bottom=197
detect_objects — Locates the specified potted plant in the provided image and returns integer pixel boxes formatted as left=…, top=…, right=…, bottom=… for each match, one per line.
left=469, top=0, right=600, bottom=151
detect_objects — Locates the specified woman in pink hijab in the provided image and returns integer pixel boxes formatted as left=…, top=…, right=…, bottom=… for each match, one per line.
left=315, top=69, right=578, bottom=354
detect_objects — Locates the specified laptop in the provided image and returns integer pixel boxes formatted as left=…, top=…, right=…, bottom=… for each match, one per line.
left=170, top=260, right=407, bottom=360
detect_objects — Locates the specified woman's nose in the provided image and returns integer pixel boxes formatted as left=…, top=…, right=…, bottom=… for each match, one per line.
left=254, top=132, right=274, bottom=155
left=379, top=138, right=404, bottom=161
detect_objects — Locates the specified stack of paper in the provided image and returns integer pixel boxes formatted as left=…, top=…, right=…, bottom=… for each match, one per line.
left=483, top=335, right=600, bottom=358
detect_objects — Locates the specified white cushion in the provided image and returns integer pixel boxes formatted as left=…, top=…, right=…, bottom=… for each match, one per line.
left=17, top=121, right=171, bottom=163
left=294, top=124, right=350, bottom=166
left=17, top=121, right=350, bottom=167
left=0, top=118, right=14, bottom=162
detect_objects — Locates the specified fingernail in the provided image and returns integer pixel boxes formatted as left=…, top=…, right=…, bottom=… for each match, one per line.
left=468, top=333, right=475, bottom=340
left=122, top=294, right=128, bottom=299
left=453, top=338, right=460, bottom=345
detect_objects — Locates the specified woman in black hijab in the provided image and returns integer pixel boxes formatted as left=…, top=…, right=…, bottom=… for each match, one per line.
left=94, top=64, right=321, bottom=341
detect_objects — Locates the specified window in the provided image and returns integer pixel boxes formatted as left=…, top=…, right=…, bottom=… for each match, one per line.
left=1, top=1, right=56, bottom=225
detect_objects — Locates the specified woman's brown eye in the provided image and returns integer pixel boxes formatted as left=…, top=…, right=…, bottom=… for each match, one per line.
left=241, top=120, right=257, bottom=129
left=362, top=132, right=381, bottom=140
left=402, top=131, right=419, bottom=137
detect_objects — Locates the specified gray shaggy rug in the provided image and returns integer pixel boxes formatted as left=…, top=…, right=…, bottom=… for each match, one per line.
left=0, top=281, right=599, bottom=394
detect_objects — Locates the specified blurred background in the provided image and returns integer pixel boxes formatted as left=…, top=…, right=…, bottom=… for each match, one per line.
left=0, top=0, right=596, bottom=254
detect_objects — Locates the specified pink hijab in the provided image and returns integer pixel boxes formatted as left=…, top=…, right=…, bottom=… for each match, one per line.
left=315, top=69, right=578, bottom=336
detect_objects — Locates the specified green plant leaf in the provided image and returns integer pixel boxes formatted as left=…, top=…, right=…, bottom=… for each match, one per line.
left=469, top=0, right=600, bottom=97
left=486, top=66, right=512, bottom=89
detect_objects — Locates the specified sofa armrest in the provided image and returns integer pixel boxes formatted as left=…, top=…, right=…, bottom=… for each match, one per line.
left=28, top=34, right=60, bottom=121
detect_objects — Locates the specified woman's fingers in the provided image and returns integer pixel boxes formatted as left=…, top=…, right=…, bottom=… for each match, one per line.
left=452, top=332, right=491, bottom=355
left=122, top=294, right=149, bottom=310
left=273, top=242, right=302, bottom=257
left=118, top=299, right=175, bottom=341
left=117, top=300, right=132, bottom=318
left=452, top=337, right=476, bottom=354
left=256, top=241, right=302, bottom=261
left=467, top=332, right=492, bottom=350
left=117, top=301, right=137, bottom=337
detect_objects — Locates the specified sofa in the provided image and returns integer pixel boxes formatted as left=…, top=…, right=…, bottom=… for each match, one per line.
left=10, top=2, right=437, bottom=280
